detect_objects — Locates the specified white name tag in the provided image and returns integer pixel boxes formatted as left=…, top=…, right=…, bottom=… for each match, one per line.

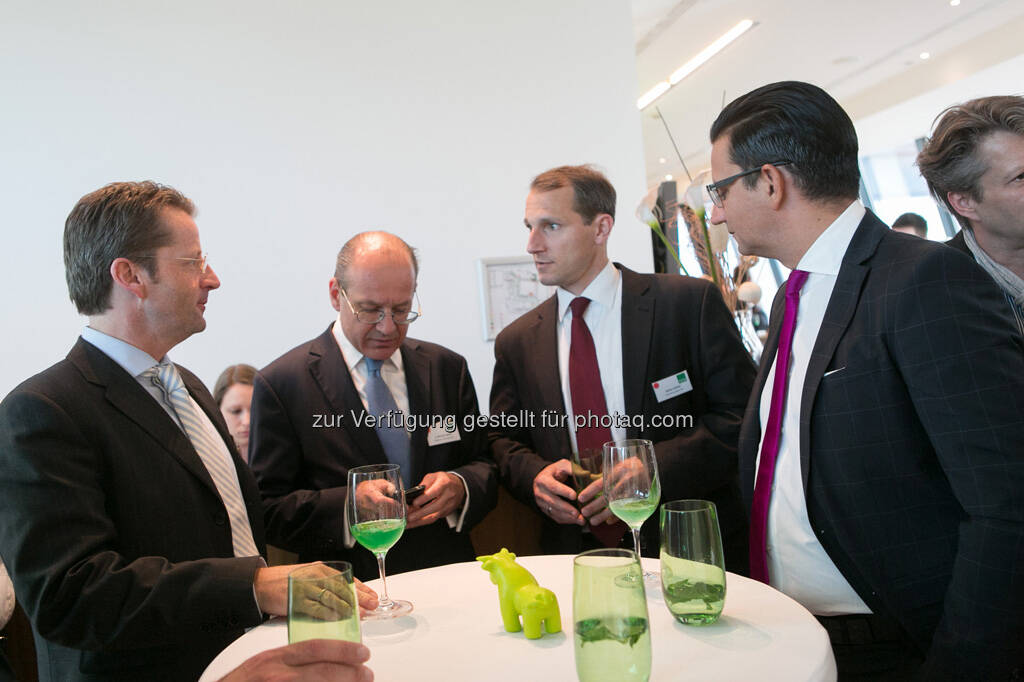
left=427, top=426, right=461, bottom=446
left=651, top=370, right=693, bottom=402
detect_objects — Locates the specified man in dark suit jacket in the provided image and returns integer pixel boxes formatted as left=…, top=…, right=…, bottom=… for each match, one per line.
left=710, top=82, right=1024, bottom=679
left=250, top=232, right=496, bottom=581
left=489, top=165, right=755, bottom=570
left=0, top=182, right=375, bottom=682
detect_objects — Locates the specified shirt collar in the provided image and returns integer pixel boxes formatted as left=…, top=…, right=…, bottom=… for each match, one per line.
left=795, top=201, right=866, bottom=276
left=81, top=326, right=165, bottom=378
left=557, top=260, right=619, bottom=322
left=331, top=316, right=404, bottom=373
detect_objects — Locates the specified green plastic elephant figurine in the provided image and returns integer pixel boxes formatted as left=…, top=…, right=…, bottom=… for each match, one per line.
left=477, top=548, right=562, bottom=639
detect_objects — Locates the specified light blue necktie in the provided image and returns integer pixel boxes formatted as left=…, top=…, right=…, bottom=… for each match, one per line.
left=145, top=363, right=259, bottom=558
left=363, top=357, right=412, bottom=487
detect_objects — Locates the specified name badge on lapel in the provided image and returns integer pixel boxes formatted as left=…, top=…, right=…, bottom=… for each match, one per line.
left=427, top=426, right=461, bottom=446
left=651, top=370, right=693, bottom=403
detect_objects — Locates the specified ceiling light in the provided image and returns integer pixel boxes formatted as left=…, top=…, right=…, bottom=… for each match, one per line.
left=636, top=19, right=756, bottom=110
left=950, top=0, right=960, bottom=5
left=664, top=174, right=674, bottom=181
left=637, top=81, right=670, bottom=110
left=669, top=19, right=755, bottom=85
left=659, top=157, right=667, bottom=164
left=920, top=52, right=930, bottom=60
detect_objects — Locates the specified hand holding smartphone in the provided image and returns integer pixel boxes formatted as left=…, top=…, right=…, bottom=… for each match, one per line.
left=405, top=484, right=426, bottom=504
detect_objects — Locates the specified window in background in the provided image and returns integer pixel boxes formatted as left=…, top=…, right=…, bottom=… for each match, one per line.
left=860, top=141, right=958, bottom=240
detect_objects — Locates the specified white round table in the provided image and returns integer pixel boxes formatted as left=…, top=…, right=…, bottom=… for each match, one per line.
left=201, top=555, right=836, bottom=681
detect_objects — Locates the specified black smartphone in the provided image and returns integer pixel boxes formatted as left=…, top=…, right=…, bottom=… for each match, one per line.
left=405, top=484, right=426, bottom=503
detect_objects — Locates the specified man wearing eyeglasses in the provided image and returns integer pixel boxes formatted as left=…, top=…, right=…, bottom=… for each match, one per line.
left=0, top=182, right=379, bottom=681
left=709, top=81, right=1023, bottom=679
left=249, top=231, right=497, bottom=580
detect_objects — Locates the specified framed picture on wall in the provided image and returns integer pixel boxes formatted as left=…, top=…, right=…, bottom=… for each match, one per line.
left=477, top=257, right=553, bottom=340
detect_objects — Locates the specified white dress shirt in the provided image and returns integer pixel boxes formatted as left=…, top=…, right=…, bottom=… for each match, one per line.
left=756, top=201, right=872, bottom=615
left=331, top=318, right=469, bottom=531
left=556, top=260, right=627, bottom=453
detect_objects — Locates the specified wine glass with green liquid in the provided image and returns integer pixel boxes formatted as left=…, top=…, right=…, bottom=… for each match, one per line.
left=347, top=463, right=412, bottom=619
left=603, top=439, right=661, bottom=582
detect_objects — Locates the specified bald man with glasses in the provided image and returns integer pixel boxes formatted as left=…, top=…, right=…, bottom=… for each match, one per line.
left=249, top=231, right=497, bottom=580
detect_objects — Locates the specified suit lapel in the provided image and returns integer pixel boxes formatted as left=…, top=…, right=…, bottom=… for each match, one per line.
left=619, top=265, right=654, bottom=427
left=401, top=339, right=430, bottom=484
left=531, top=296, right=573, bottom=460
left=798, top=212, right=885, bottom=491
left=306, top=327, right=388, bottom=464
left=71, top=339, right=220, bottom=496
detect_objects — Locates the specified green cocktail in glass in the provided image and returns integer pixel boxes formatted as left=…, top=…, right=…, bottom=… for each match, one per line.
left=348, top=463, right=413, bottom=619
left=350, top=518, right=405, bottom=554
left=288, top=561, right=361, bottom=644
left=604, top=439, right=661, bottom=582
left=659, top=500, right=727, bottom=625
left=573, top=549, right=651, bottom=682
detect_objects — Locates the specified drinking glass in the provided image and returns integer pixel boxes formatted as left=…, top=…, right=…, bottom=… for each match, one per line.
left=659, top=499, right=727, bottom=625
left=573, top=548, right=651, bottom=682
left=288, top=561, right=361, bottom=644
left=347, top=463, right=412, bottom=619
left=603, top=439, right=661, bottom=581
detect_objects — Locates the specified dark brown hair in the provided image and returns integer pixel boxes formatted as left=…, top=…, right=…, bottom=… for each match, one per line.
left=64, top=181, right=195, bottom=315
left=213, top=364, right=257, bottom=406
left=530, top=165, right=616, bottom=223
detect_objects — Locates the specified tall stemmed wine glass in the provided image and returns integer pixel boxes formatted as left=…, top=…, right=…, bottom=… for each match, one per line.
left=347, top=463, right=412, bottom=619
left=603, top=439, right=661, bottom=582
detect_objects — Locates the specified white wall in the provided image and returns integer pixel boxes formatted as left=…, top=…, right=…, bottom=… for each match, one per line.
left=0, top=0, right=651, bottom=404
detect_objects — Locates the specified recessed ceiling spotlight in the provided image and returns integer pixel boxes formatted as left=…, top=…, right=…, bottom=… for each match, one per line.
left=950, top=0, right=960, bottom=6
left=659, top=157, right=667, bottom=164
left=920, top=51, right=931, bottom=60
left=664, top=174, right=674, bottom=181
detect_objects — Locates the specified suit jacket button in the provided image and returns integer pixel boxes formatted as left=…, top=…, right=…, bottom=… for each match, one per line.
left=215, top=512, right=227, bottom=526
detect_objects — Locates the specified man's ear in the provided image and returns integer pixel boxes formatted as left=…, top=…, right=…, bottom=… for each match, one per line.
left=328, top=277, right=343, bottom=312
left=109, top=258, right=148, bottom=300
left=947, top=191, right=979, bottom=222
left=592, top=214, right=614, bottom=245
left=762, top=164, right=788, bottom=210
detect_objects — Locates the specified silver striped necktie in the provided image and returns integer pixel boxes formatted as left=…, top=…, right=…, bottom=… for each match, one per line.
left=145, top=363, right=259, bottom=558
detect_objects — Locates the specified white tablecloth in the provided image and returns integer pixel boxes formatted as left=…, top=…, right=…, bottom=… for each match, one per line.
left=201, top=555, right=836, bottom=681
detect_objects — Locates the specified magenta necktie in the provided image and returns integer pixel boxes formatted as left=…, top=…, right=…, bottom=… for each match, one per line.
left=569, top=297, right=628, bottom=547
left=749, top=270, right=809, bottom=584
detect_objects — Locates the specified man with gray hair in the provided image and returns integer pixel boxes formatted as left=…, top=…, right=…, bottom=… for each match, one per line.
left=917, top=95, right=1024, bottom=334
left=250, top=231, right=497, bottom=580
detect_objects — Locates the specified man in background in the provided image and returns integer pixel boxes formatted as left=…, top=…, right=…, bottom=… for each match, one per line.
left=489, top=165, right=755, bottom=571
left=0, top=182, right=376, bottom=681
left=250, top=231, right=496, bottom=580
left=917, top=94, right=1024, bottom=334
left=709, top=81, right=1023, bottom=679
left=890, top=211, right=927, bottom=238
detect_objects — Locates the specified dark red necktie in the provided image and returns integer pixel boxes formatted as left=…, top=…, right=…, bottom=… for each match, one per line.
left=749, top=270, right=810, bottom=583
left=569, top=296, right=628, bottom=547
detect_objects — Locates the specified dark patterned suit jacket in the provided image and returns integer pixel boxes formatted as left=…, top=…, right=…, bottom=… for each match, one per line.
left=249, top=328, right=496, bottom=580
left=738, top=211, right=1024, bottom=678
left=489, top=265, right=756, bottom=573
left=0, top=339, right=267, bottom=682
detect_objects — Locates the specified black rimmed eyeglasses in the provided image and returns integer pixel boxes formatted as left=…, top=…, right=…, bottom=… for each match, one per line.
left=339, top=287, right=422, bottom=325
left=706, top=161, right=792, bottom=208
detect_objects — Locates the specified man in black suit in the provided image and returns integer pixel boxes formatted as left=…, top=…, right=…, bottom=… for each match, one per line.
left=917, top=94, right=1024, bottom=335
left=250, top=231, right=497, bottom=580
left=489, top=165, right=755, bottom=570
left=709, top=82, right=1024, bottom=679
left=0, top=182, right=376, bottom=682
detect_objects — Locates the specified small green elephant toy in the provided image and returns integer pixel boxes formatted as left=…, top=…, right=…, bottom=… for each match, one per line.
left=477, top=548, right=562, bottom=639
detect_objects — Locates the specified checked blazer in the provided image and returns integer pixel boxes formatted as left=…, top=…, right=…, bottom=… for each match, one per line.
left=738, top=211, right=1024, bottom=679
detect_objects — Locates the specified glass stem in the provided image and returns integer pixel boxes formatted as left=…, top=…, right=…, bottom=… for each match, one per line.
left=376, top=553, right=394, bottom=609
left=631, top=527, right=642, bottom=558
